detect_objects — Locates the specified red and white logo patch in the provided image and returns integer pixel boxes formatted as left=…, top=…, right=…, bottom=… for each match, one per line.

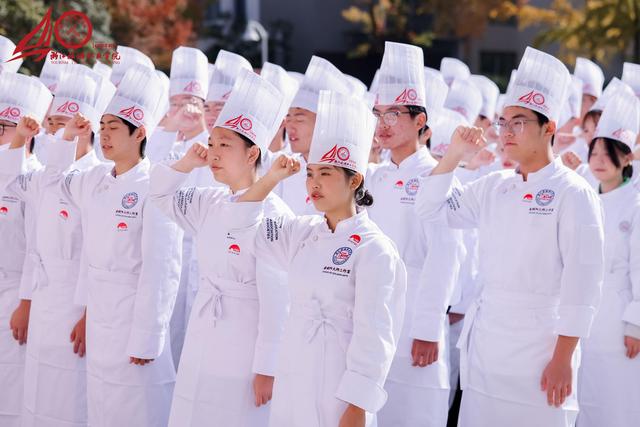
left=394, top=180, right=404, bottom=189
left=59, top=209, right=69, bottom=220
left=228, top=244, right=241, bottom=255
left=348, top=234, right=361, bottom=246
left=224, top=114, right=253, bottom=131
left=518, top=90, right=546, bottom=107
left=394, top=88, right=418, bottom=104
left=0, top=206, right=7, bottom=215
left=118, top=105, right=145, bottom=122
left=319, top=144, right=356, bottom=169
left=612, top=128, right=634, bottom=145
left=183, top=81, right=202, bottom=94
left=0, top=106, right=21, bottom=120
left=117, top=222, right=128, bottom=231
left=56, top=101, right=79, bottom=114
left=522, top=193, right=533, bottom=203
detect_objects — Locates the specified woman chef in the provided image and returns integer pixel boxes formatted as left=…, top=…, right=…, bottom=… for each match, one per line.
left=577, top=91, right=640, bottom=427
left=415, top=47, right=604, bottom=427
left=149, top=70, right=293, bottom=426
left=0, top=64, right=114, bottom=426
left=0, top=71, right=51, bottom=427
left=237, top=90, right=407, bottom=427
left=9, top=64, right=183, bottom=427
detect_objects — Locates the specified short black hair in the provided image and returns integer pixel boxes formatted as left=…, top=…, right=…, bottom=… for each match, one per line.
left=121, top=118, right=147, bottom=157
left=408, top=105, right=428, bottom=137
left=342, top=167, right=374, bottom=207
left=588, top=137, right=633, bottom=180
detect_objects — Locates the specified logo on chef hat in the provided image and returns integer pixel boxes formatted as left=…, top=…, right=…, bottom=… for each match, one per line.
left=0, top=206, right=7, bottom=215
left=117, top=222, right=128, bottom=231
left=404, top=178, right=420, bottom=196
left=222, top=91, right=232, bottom=100
left=121, top=192, right=139, bottom=209
left=522, top=193, right=533, bottom=203
left=348, top=234, right=361, bottom=246
left=183, top=81, right=202, bottom=94
left=0, top=106, right=21, bottom=120
left=395, top=88, right=418, bottom=104
left=223, top=114, right=256, bottom=140
left=535, top=189, right=555, bottom=206
left=59, top=209, right=69, bottom=220
left=517, top=90, right=548, bottom=113
left=118, top=105, right=145, bottom=124
left=612, top=128, right=634, bottom=145
left=394, top=180, right=404, bottom=189
left=228, top=244, right=241, bottom=255
left=56, top=101, right=80, bottom=114
left=332, top=247, right=353, bottom=265
left=319, top=145, right=355, bottom=169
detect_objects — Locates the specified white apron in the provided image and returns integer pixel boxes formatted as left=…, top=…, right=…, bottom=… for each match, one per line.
left=577, top=183, right=640, bottom=427
left=149, top=163, right=292, bottom=427
left=248, top=210, right=406, bottom=427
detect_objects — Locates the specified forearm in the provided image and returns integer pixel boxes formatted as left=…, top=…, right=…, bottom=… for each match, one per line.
left=551, top=335, right=579, bottom=363
left=431, top=151, right=463, bottom=176
left=239, top=173, right=281, bottom=202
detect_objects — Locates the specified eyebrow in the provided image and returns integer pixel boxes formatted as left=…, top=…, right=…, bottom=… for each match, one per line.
left=500, top=114, right=530, bottom=120
left=100, top=120, right=120, bottom=125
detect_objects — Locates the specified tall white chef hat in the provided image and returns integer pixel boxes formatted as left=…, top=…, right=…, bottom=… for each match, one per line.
left=429, top=108, right=467, bottom=158
left=503, top=47, right=571, bottom=123
left=39, top=52, right=75, bottom=92
left=440, top=57, right=470, bottom=86
left=0, top=73, right=52, bottom=124
left=590, top=78, right=635, bottom=112
left=155, top=70, right=170, bottom=116
left=169, top=46, right=209, bottom=100
left=92, top=61, right=112, bottom=80
left=574, top=58, right=604, bottom=98
left=369, top=69, right=380, bottom=93
left=0, top=36, right=22, bottom=73
left=208, top=63, right=216, bottom=81
left=287, top=71, right=304, bottom=85
left=505, top=69, right=518, bottom=95
left=593, top=91, right=640, bottom=150
left=49, top=64, right=116, bottom=131
left=290, top=56, right=350, bottom=113
left=496, top=94, right=507, bottom=118
left=308, top=90, right=376, bottom=176
left=260, top=62, right=300, bottom=123
left=376, top=42, right=426, bottom=108
left=103, top=64, right=166, bottom=136
left=470, top=75, right=499, bottom=119
left=444, top=79, right=482, bottom=124
left=621, top=62, right=640, bottom=98
left=213, top=69, right=286, bottom=152
left=424, top=67, right=449, bottom=121
left=110, top=46, right=154, bottom=86
left=207, top=50, right=253, bottom=103
left=558, top=75, right=584, bottom=126
left=344, top=74, right=368, bottom=96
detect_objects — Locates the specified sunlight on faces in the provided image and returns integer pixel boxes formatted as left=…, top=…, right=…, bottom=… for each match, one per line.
left=0, top=119, right=17, bottom=146
left=204, top=101, right=224, bottom=131
left=499, top=106, right=555, bottom=165
left=46, top=115, right=71, bottom=135
left=207, top=127, right=260, bottom=186
left=305, top=164, right=362, bottom=213
left=169, top=94, right=205, bottom=133
left=588, top=138, right=631, bottom=183
left=285, top=108, right=316, bottom=156
left=373, top=105, right=426, bottom=150
left=99, top=114, right=145, bottom=162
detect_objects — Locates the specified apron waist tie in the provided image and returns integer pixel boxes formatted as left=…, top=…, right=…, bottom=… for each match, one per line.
left=199, top=276, right=257, bottom=326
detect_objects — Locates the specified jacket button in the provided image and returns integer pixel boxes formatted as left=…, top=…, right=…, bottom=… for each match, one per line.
left=312, top=235, right=318, bottom=242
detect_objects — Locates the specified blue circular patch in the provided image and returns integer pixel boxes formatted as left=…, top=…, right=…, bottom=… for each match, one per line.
left=535, top=189, right=555, bottom=206
left=122, top=192, right=139, bottom=209
left=405, top=178, right=420, bottom=196
left=332, top=247, right=353, bottom=265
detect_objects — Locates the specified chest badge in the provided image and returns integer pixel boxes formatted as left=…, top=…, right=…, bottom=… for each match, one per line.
left=404, top=178, right=420, bottom=196
left=348, top=234, right=361, bottom=246
left=228, top=244, right=241, bottom=255
left=394, top=180, right=404, bottom=189
left=0, top=206, right=7, bottom=215
left=522, top=193, right=533, bottom=203
left=332, top=247, right=353, bottom=265
left=535, top=189, right=555, bottom=206
left=59, top=209, right=69, bottom=220
left=121, top=192, right=139, bottom=209
left=117, top=222, right=128, bottom=231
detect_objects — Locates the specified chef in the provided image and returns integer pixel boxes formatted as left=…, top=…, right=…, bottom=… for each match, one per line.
left=0, top=64, right=114, bottom=426
left=150, top=69, right=293, bottom=427
left=0, top=71, right=51, bottom=427
left=416, top=47, right=604, bottom=427
left=12, top=64, right=183, bottom=427
left=577, top=91, right=640, bottom=427
left=573, top=57, right=604, bottom=120
left=368, top=42, right=463, bottom=427
left=237, top=89, right=407, bottom=427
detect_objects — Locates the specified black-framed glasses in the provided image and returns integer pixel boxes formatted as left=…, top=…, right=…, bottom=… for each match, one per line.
left=0, top=123, right=17, bottom=136
left=373, top=110, right=412, bottom=126
left=493, top=118, right=538, bottom=136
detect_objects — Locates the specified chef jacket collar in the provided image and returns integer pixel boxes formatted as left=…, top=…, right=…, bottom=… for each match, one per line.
left=387, top=146, right=437, bottom=171
left=598, top=179, right=634, bottom=202
left=514, top=156, right=563, bottom=184
left=109, top=157, right=150, bottom=180
left=319, top=209, right=369, bottom=235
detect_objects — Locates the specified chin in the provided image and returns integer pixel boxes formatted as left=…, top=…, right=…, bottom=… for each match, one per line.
left=212, top=169, right=229, bottom=185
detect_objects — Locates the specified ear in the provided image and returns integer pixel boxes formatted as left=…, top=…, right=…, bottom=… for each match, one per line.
left=349, top=172, right=364, bottom=191
left=247, top=144, right=261, bottom=165
left=135, top=125, right=147, bottom=142
left=415, top=112, right=427, bottom=131
left=545, top=120, right=557, bottom=138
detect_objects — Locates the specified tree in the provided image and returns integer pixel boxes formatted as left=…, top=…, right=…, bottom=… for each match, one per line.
left=493, top=0, right=640, bottom=64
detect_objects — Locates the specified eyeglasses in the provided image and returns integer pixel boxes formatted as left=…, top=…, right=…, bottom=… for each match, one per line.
left=373, top=110, right=412, bottom=126
left=0, top=123, right=17, bottom=136
left=493, top=118, right=538, bottom=136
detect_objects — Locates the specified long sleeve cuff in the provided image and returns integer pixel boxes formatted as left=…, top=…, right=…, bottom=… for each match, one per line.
left=44, top=137, right=77, bottom=171
left=625, top=322, right=640, bottom=339
left=409, top=311, right=446, bottom=342
left=555, top=305, right=597, bottom=338
left=415, top=171, right=456, bottom=221
left=126, top=327, right=166, bottom=360
left=623, top=301, right=640, bottom=326
left=0, top=146, right=26, bottom=175
left=335, top=370, right=388, bottom=413
left=252, top=341, right=279, bottom=376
